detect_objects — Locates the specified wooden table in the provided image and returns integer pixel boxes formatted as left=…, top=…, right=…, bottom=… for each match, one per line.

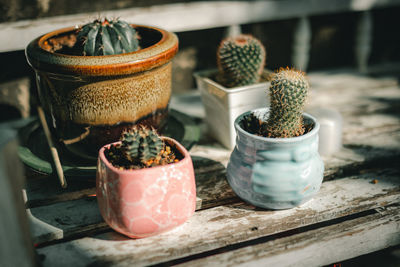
left=25, top=68, right=400, bottom=266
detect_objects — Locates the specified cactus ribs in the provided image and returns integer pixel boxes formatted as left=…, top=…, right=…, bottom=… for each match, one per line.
left=105, top=127, right=181, bottom=170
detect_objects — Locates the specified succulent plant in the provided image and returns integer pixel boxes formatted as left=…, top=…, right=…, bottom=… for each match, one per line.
left=217, top=34, right=266, bottom=88
left=121, top=127, right=164, bottom=166
left=77, top=18, right=139, bottom=56
left=263, top=68, right=309, bottom=138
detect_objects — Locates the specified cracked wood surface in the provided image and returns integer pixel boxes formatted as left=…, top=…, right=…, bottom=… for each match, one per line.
left=26, top=69, right=400, bottom=266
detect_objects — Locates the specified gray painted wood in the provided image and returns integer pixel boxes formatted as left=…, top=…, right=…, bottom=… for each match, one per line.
left=35, top=173, right=400, bottom=267
left=22, top=69, right=400, bottom=265
left=355, top=11, right=373, bottom=73
left=0, top=130, right=36, bottom=267
left=292, top=16, right=311, bottom=71
left=186, top=205, right=400, bottom=267
left=2, top=0, right=400, bottom=52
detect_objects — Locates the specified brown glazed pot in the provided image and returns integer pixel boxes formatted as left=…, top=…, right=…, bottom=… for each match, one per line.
left=26, top=25, right=178, bottom=158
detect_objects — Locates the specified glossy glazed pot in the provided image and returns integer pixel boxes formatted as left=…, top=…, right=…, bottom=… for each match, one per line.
left=227, top=108, right=324, bottom=210
left=96, top=137, right=196, bottom=238
left=194, top=69, right=271, bottom=150
left=26, top=25, right=178, bottom=158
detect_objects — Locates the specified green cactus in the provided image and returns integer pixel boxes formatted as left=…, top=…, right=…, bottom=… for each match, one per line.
left=121, top=127, right=164, bottom=165
left=264, top=68, right=309, bottom=138
left=77, top=18, right=139, bottom=56
left=217, top=34, right=266, bottom=88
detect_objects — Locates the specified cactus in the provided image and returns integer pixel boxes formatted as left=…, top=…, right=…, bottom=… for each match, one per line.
left=77, top=18, right=139, bottom=56
left=263, top=68, right=309, bottom=138
left=217, top=34, right=266, bottom=88
left=121, top=127, right=164, bottom=166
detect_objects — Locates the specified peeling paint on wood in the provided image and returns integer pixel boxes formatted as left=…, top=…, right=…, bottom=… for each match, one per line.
left=185, top=206, right=400, bottom=267
left=35, top=174, right=400, bottom=266
left=24, top=70, right=400, bottom=266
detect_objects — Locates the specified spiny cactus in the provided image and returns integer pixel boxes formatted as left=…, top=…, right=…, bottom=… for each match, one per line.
left=77, top=18, right=139, bottom=56
left=121, top=127, right=164, bottom=166
left=217, top=34, right=266, bottom=88
left=263, top=68, right=309, bottom=138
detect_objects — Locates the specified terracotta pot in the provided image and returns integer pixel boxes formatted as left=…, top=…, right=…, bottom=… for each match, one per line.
left=96, top=137, right=196, bottom=238
left=26, top=25, right=178, bottom=158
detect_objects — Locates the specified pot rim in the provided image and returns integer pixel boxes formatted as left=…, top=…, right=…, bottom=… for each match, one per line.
left=194, top=68, right=272, bottom=94
left=234, top=107, right=320, bottom=144
left=26, top=24, right=178, bottom=76
left=98, top=136, right=191, bottom=174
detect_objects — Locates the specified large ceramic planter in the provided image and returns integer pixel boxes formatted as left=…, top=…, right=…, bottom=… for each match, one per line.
left=96, top=137, right=196, bottom=238
left=26, top=25, right=178, bottom=157
left=194, top=69, right=271, bottom=150
left=227, top=108, right=324, bottom=210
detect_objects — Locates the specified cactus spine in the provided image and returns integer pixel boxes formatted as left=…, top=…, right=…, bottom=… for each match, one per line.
left=264, top=68, right=309, bottom=138
left=121, top=127, right=164, bottom=166
left=77, top=18, right=139, bottom=56
left=217, top=34, right=266, bottom=88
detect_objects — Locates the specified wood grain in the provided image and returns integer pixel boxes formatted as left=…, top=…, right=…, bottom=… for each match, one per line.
left=181, top=205, right=400, bottom=267
left=3, top=0, right=400, bottom=52
left=35, top=172, right=400, bottom=266
left=25, top=70, right=400, bottom=266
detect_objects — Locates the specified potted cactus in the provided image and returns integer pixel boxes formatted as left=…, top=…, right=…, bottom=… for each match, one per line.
left=227, top=68, right=324, bottom=210
left=26, top=18, right=178, bottom=158
left=194, top=34, right=272, bottom=149
left=96, top=126, right=196, bottom=238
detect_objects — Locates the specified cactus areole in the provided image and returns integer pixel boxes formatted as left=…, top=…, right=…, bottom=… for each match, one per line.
left=77, top=18, right=140, bottom=56
left=105, top=127, right=179, bottom=169
left=265, top=68, right=309, bottom=138
left=217, top=34, right=266, bottom=88
left=239, top=68, right=311, bottom=139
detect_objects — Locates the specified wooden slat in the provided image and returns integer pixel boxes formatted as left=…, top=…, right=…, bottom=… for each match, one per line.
left=24, top=158, right=228, bottom=209
left=180, top=205, right=400, bottom=267
left=35, top=171, right=400, bottom=266
left=2, top=0, right=400, bottom=52
left=0, top=130, right=36, bottom=267
left=26, top=70, right=400, bottom=247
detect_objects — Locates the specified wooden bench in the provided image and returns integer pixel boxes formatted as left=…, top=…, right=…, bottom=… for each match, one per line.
left=1, top=0, right=400, bottom=71
left=15, top=68, right=399, bottom=266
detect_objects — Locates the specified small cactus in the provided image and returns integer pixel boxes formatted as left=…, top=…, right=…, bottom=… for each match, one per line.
left=121, top=127, right=164, bottom=166
left=77, top=18, right=139, bottom=56
left=263, top=68, right=309, bottom=138
left=217, top=34, right=266, bottom=88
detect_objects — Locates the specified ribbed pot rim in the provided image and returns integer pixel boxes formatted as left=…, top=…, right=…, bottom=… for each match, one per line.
left=26, top=24, right=178, bottom=76
left=234, top=107, right=320, bottom=144
left=98, top=137, right=190, bottom=174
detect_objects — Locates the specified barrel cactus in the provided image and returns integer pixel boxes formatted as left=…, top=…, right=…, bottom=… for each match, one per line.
left=217, top=34, right=266, bottom=88
left=76, top=18, right=139, bottom=56
left=263, top=68, right=309, bottom=138
left=121, top=127, right=164, bottom=166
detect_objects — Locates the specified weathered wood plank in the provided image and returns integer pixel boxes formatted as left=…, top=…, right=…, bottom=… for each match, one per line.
left=27, top=70, right=400, bottom=250
left=35, top=172, right=400, bottom=266
left=179, top=205, right=400, bottom=267
left=28, top=197, right=106, bottom=244
left=24, top=71, right=400, bottom=209
left=0, top=130, right=36, bottom=267
left=24, top=155, right=226, bottom=209
left=3, top=0, right=400, bottom=52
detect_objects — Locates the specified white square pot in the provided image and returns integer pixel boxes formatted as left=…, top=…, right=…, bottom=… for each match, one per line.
left=194, top=69, right=271, bottom=149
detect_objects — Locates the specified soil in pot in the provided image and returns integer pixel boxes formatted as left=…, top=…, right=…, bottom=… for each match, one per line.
left=104, top=139, right=183, bottom=170
left=240, top=112, right=315, bottom=137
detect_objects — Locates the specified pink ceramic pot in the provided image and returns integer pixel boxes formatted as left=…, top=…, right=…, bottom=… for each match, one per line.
left=96, top=137, right=196, bottom=238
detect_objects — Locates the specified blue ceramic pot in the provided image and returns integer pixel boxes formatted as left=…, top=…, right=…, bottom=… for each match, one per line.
left=227, top=108, right=324, bottom=209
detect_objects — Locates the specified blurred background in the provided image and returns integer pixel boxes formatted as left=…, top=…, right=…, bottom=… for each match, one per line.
left=1, top=0, right=400, bottom=121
